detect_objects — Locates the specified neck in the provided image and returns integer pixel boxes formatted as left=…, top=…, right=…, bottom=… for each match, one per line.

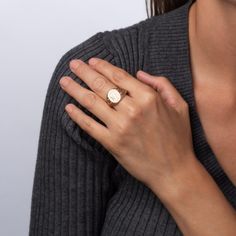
left=189, top=0, right=236, bottom=82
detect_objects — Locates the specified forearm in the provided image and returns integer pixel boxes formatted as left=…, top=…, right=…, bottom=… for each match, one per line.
left=150, top=155, right=236, bottom=236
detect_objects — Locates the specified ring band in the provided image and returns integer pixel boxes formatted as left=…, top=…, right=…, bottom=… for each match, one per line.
left=106, top=87, right=128, bottom=107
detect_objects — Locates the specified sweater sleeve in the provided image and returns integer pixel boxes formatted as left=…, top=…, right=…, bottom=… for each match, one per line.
left=28, top=32, right=121, bottom=236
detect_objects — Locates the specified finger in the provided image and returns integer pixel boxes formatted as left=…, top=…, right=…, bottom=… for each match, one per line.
left=65, top=103, right=111, bottom=150
left=87, top=57, right=151, bottom=99
left=69, top=59, right=132, bottom=111
left=136, top=70, right=184, bottom=109
left=136, top=70, right=161, bottom=92
left=59, top=76, right=115, bottom=127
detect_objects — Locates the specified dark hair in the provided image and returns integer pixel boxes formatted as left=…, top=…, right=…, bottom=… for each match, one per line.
left=145, top=0, right=189, bottom=18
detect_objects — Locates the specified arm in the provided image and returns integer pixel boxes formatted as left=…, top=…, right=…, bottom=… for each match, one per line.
left=149, top=154, right=236, bottom=236
left=28, top=32, right=119, bottom=235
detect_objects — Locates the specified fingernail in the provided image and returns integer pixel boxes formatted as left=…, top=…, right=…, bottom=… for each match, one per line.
left=70, top=59, right=82, bottom=70
left=60, top=77, right=69, bottom=87
left=65, top=104, right=73, bottom=113
left=89, top=57, right=99, bottom=65
left=137, top=70, right=150, bottom=78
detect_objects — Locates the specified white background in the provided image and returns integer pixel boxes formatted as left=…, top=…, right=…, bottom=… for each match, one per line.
left=0, top=0, right=147, bottom=235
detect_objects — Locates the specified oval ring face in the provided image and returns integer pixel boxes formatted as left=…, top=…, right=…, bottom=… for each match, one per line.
left=107, top=88, right=121, bottom=103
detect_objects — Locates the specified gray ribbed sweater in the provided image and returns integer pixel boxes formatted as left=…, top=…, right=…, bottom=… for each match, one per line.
left=29, top=0, right=236, bottom=235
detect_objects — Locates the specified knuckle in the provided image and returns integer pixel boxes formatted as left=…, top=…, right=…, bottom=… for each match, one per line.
left=92, top=76, right=106, bottom=91
left=158, top=76, right=167, bottom=83
left=83, top=92, right=97, bottom=108
left=83, top=118, right=92, bottom=129
left=144, top=86, right=156, bottom=95
left=127, top=103, right=143, bottom=119
left=117, top=68, right=128, bottom=77
left=112, top=69, right=126, bottom=83
left=81, top=118, right=93, bottom=135
left=74, top=110, right=81, bottom=122
left=169, top=98, right=188, bottom=114
left=116, top=121, right=129, bottom=136
left=181, top=100, right=189, bottom=112
left=183, top=100, right=189, bottom=109
left=143, top=90, right=157, bottom=106
left=168, top=98, right=180, bottom=110
left=95, top=59, right=104, bottom=67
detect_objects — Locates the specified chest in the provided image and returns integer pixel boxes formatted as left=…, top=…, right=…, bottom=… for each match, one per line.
left=194, top=84, right=236, bottom=187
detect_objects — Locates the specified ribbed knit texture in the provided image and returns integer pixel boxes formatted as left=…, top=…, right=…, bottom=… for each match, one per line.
left=29, top=0, right=236, bottom=235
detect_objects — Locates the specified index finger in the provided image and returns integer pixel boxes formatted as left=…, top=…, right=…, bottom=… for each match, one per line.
left=88, top=57, right=150, bottom=98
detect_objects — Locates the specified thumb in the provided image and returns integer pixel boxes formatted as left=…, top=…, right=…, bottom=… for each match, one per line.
left=136, top=70, right=184, bottom=109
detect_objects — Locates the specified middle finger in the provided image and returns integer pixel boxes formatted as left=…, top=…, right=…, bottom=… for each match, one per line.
left=69, top=59, right=132, bottom=111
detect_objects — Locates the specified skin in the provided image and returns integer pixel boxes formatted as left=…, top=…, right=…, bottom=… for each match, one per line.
left=189, top=0, right=236, bottom=187
left=58, top=0, right=236, bottom=235
left=60, top=58, right=195, bottom=188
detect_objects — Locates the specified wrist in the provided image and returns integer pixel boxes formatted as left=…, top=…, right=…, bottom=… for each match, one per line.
left=149, top=153, right=204, bottom=203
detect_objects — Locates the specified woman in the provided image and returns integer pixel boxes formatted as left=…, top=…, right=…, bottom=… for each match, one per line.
left=29, top=0, right=236, bottom=235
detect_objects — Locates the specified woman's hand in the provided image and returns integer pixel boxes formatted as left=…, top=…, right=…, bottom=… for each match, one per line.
left=59, top=57, right=196, bottom=195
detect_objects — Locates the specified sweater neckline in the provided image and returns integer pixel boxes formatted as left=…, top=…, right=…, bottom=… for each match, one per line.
left=145, top=0, right=236, bottom=207
left=184, top=0, right=236, bottom=203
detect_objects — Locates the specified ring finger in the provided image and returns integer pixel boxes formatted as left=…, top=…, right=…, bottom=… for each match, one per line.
left=69, top=59, right=132, bottom=112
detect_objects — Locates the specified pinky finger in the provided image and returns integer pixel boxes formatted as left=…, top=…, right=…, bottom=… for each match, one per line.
left=65, top=103, right=110, bottom=148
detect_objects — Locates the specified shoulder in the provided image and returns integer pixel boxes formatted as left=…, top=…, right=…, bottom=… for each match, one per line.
left=51, top=0, right=190, bottom=83
left=45, top=3, right=190, bottom=151
left=44, top=19, right=151, bottom=152
left=54, top=0, right=191, bottom=73
left=43, top=19, right=151, bottom=152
